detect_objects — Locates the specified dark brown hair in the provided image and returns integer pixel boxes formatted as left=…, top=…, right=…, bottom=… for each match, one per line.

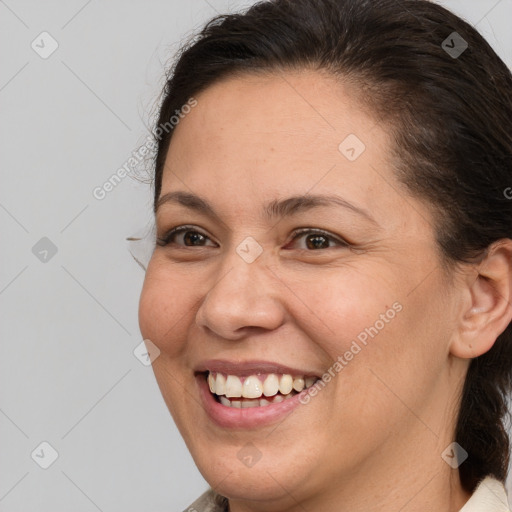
left=152, top=0, right=512, bottom=493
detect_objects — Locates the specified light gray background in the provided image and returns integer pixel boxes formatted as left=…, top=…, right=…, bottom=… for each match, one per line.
left=1, top=1, right=511, bottom=510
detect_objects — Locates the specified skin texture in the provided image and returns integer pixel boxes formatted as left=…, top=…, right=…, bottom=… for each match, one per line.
left=138, top=70, right=512, bottom=512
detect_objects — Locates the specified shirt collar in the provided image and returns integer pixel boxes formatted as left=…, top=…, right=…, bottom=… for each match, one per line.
left=185, top=476, right=510, bottom=512
left=459, top=476, right=510, bottom=512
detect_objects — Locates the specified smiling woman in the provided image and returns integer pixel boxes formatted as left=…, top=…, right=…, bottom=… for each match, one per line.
left=137, top=0, right=512, bottom=511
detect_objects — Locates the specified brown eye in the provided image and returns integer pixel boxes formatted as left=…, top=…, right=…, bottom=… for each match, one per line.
left=305, top=234, right=330, bottom=249
left=287, top=228, right=348, bottom=251
left=182, top=231, right=207, bottom=246
left=157, top=225, right=216, bottom=247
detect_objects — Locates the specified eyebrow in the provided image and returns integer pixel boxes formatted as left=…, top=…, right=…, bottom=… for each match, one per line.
left=155, top=191, right=378, bottom=225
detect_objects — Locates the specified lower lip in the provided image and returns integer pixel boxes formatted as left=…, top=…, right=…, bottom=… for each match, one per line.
left=196, top=374, right=311, bottom=429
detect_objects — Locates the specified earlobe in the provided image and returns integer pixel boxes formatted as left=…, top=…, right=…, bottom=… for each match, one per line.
left=450, top=240, right=512, bottom=360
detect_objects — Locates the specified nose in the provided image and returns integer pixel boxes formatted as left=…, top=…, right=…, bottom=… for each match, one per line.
left=195, top=248, right=286, bottom=340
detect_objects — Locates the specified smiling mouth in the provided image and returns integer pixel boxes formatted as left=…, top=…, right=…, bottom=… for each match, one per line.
left=205, top=371, right=320, bottom=408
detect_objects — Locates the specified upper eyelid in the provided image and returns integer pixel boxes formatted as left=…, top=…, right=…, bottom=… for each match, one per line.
left=291, top=227, right=346, bottom=243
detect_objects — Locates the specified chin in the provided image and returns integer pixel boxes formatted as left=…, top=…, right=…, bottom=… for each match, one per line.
left=197, top=452, right=310, bottom=502
left=183, top=431, right=327, bottom=505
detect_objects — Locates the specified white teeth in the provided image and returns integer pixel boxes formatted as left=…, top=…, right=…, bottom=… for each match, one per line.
left=279, top=374, right=293, bottom=395
left=242, top=375, right=263, bottom=398
left=263, top=374, right=279, bottom=397
left=293, top=377, right=305, bottom=392
left=217, top=393, right=298, bottom=408
left=208, top=373, right=216, bottom=393
left=225, top=375, right=242, bottom=397
left=215, top=373, right=226, bottom=395
left=207, top=371, right=318, bottom=404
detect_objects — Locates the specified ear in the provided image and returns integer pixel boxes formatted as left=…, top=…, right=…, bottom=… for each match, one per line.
left=450, top=239, right=512, bottom=359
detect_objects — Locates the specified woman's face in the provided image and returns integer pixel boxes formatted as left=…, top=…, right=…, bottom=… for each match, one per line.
left=139, top=71, right=466, bottom=507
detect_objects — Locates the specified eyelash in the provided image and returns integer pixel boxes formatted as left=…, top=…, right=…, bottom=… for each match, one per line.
left=156, top=225, right=349, bottom=250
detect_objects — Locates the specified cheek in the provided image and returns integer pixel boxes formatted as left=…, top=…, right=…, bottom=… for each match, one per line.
left=138, top=266, right=199, bottom=428
left=284, top=265, right=401, bottom=360
left=285, top=267, right=428, bottom=416
left=138, top=262, right=195, bottom=357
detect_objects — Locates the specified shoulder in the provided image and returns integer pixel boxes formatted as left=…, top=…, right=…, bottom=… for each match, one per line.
left=459, top=476, right=510, bottom=512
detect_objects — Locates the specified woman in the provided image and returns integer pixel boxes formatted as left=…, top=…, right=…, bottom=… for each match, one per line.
left=138, top=0, right=512, bottom=510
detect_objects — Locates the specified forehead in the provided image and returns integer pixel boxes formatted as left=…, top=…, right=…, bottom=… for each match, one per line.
left=159, top=70, right=410, bottom=225
left=167, top=70, right=378, bottom=161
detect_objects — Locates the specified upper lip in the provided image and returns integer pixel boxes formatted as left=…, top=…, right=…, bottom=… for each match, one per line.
left=195, top=359, right=322, bottom=378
